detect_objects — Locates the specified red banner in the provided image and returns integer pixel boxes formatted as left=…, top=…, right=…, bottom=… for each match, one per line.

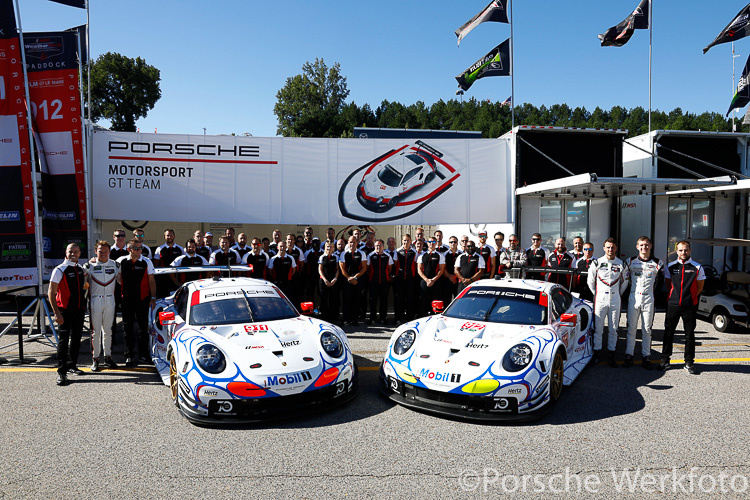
left=0, top=0, right=37, bottom=286
left=24, top=30, right=87, bottom=272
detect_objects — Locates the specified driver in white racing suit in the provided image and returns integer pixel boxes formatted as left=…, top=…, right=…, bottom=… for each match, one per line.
left=587, top=238, right=629, bottom=367
left=624, top=236, right=664, bottom=369
left=84, top=240, right=121, bottom=371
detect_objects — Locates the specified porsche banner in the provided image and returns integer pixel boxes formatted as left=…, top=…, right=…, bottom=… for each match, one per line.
left=0, top=0, right=38, bottom=286
left=91, top=131, right=513, bottom=225
left=24, top=31, right=88, bottom=272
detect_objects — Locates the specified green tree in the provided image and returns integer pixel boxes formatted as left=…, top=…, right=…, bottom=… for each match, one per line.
left=86, top=52, right=161, bottom=132
left=273, top=58, right=350, bottom=137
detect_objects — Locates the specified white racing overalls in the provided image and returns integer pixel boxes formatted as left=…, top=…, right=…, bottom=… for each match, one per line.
left=85, top=259, right=120, bottom=359
left=587, top=256, right=629, bottom=351
left=625, top=257, right=663, bottom=357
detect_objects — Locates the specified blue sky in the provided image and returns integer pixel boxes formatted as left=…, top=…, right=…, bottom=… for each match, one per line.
left=17, top=0, right=750, bottom=136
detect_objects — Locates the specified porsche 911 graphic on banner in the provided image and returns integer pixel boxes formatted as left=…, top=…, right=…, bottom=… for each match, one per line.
left=91, top=131, right=512, bottom=225
left=338, top=141, right=462, bottom=222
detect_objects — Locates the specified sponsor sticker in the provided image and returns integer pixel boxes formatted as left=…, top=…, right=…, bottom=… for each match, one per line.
left=244, top=324, right=268, bottom=333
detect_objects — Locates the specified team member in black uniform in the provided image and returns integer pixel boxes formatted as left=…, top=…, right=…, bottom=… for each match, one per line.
left=154, top=229, right=184, bottom=297
left=525, top=233, right=548, bottom=280
left=48, top=243, right=87, bottom=385
left=117, top=239, right=156, bottom=367
left=232, top=233, right=253, bottom=260
left=659, top=241, right=706, bottom=374
left=573, top=242, right=595, bottom=301
left=547, top=238, right=575, bottom=287
left=243, top=238, right=269, bottom=280
left=385, top=237, right=400, bottom=322
left=204, top=231, right=218, bottom=252
left=493, top=232, right=507, bottom=277
left=171, top=239, right=209, bottom=283
left=434, top=230, right=449, bottom=253
left=110, top=229, right=129, bottom=336
left=394, top=235, right=418, bottom=323
left=318, top=241, right=341, bottom=324
left=455, top=242, right=486, bottom=293
left=418, top=238, right=446, bottom=316
left=304, top=238, right=323, bottom=303
left=339, top=236, right=367, bottom=326
left=261, top=237, right=275, bottom=257
left=268, top=241, right=296, bottom=301
left=194, top=230, right=212, bottom=261
left=284, top=234, right=305, bottom=306
left=441, top=236, right=462, bottom=304
left=132, top=228, right=152, bottom=259
left=367, top=239, right=393, bottom=325
left=571, top=236, right=584, bottom=261
left=476, top=231, right=496, bottom=279
left=209, top=236, right=241, bottom=265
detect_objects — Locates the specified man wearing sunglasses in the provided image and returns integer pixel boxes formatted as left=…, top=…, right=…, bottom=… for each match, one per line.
left=476, top=231, right=496, bottom=280
left=525, top=233, right=548, bottom=280
left=132, top=228, right=152, bottom=259
left=110, top=229, right=129, bottom=336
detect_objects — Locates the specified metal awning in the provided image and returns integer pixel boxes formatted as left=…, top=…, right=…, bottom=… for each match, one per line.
left=689, top=238, right=750, bottom=247
left=516, top=173, right=736, bottom=199
left=653, top=178, right=750, bottom=197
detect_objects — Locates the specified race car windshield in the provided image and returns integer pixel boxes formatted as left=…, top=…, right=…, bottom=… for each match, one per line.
left=377, top=165, right=403, bottom=187
left=443, top=287, right=547, bottom=325
left=190, top=297, right=298, bottom=326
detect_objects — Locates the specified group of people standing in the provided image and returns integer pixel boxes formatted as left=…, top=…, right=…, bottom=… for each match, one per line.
left=48, top=225, right=706, bottom=385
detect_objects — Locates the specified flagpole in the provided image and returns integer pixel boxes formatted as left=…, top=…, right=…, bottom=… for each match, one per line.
left=13, top=0, right=45, bottom=300
left=510, top=0, right=515, bottom=129
left=648, top=0, right=652, bottom=135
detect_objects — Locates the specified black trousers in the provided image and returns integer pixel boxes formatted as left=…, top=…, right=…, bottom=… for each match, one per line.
left=319, top=279, right=340, bottom=324
left=342, top=280, right=361, bottom=323
left=368, top=281, right=390, bottom=322
left=57, top=307, right=85, bottom=375
left=420, top=280, right=442, bottom=317
left=394, top=277, right=417, bottom=322
left=662, top=306, right=697, bottom=364
left=122, top=297, right=150, bottom=359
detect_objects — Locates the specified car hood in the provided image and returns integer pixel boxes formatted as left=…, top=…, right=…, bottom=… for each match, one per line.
left=386, top=316, right=554, bottom=393
left=362, top=171, right=400, bottom=198
left=179, top=316, right=342, bottom=376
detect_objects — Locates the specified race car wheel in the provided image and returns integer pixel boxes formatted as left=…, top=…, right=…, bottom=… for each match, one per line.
left=712, top=311, right=732, bottom=332
left=425, top=172, right=435, bottom=184
left=387, top=196, right=400, bottom=208
left=550, top=350, right=564, bottom=401
left=169, top=352, right=179, bottom=406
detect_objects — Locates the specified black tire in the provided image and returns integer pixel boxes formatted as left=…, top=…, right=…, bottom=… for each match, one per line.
left=169, top=352, right=179, bottom=407
left=425, top=172, right=435, bottom=184
left=550, top=349, right=564, bottom=401
left=387, top=196, right=399, bottom=208
left=712, top=311, right=732, bottom=332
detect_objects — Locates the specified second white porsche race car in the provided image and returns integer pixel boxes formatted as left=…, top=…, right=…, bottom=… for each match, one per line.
left=380, top=278, right=594, bottom=421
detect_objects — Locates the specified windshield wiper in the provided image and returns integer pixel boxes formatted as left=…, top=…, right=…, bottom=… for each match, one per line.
left=239, top=289, right=255, bottom=323
left=483, top=297, right=501, bottom=322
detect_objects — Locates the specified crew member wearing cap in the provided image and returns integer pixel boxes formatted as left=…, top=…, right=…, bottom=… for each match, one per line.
left=477, top=231, right=496, bottom=280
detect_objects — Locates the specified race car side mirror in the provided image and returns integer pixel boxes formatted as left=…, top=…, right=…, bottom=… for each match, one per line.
left=300, top=302, right=314, bottom=314
left=159, top=311, right=176, bottom=325
left=560, top=313, right=577, bottom=327
left=432, top=300, right=444, bottom=314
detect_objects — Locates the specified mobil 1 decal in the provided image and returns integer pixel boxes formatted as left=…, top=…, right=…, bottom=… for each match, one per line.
left=338, top=140, right=461, bottom=222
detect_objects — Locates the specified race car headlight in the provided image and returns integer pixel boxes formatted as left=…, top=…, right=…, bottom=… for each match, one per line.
left=195, top=344, right=226, bottom=374
left=376, top=196, right=384, bottom=204
left=502, top=343, right=533, bottom=372
left=393, top=329, right=416, bottom=355
left=320, top=331, right=344, bottom=358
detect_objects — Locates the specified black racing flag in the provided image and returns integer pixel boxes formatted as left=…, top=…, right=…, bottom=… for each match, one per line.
left=728, top=54, right=750, bottom=116
left=704, top=3, right=750, bottom=54
left=455, top=39, right=511, bottom=92
left=455, top=0, right=509, bottom=46
left=598, top=0, right=650, bottom=47
left=49, top=0, right=86, bottom=7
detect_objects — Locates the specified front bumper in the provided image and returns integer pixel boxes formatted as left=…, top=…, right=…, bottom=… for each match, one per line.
left=356, top=187, right=393, bottom=213
left=378, top=365, right=549, bottom=423
left=177, top=367, right=359, bottom=425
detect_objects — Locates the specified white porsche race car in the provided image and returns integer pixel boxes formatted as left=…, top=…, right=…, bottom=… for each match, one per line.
left=149, top=276, right=358, bottom=424
left=356, top=140, right=443, bottom=213
left=380, top=279, right=593, bottom=421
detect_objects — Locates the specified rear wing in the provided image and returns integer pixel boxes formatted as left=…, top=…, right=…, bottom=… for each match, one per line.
left=154, top=265, right=253, bottom=276
left=415, top=140, right=444, bottom=159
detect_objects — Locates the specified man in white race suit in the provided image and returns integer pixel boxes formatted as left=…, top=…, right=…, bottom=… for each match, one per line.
left=587, top=238, right=629, bottom=368
left=624, top=236, right=664, bottom=369
left=84, top=240, right=121, bottom=371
